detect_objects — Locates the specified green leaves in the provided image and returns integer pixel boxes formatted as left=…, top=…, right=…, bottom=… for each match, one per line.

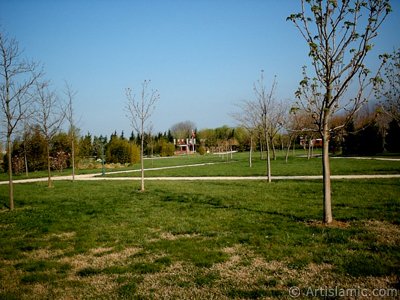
left=286, top=13, right=303, bottom=22
left=308, top=41, right=319, bottom=59
left=344, top=21, right=355, bottom=29
left=311, top=5, right=321, bottom=14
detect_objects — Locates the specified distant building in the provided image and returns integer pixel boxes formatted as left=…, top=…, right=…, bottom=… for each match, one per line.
left=173, top=130, right=196, bottom=154
left=300, top=137, right=323, bottom=148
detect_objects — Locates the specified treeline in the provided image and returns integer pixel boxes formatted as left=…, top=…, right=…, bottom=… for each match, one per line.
left=199, top=107, right=400, bottom=158
left=341, top=117, right=400, bottom=156
left=4, top=128, right=178, bottom=174
left=78, top=130, right=176, bottom=163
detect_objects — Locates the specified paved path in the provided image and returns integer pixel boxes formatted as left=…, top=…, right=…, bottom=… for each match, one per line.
left=1, top=173, right=399, bottom=185
left=332, top=156, right=400, bottom=162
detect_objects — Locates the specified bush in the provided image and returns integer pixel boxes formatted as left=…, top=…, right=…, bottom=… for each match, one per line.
left=198, top=145, right=206, bottom=155
left=160, top=141, right=175, bottom=157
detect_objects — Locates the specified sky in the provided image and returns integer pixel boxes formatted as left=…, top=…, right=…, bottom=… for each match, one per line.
left=1, top=0, right=399, bottom=137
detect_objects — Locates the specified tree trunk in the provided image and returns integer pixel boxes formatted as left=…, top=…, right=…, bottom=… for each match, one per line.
left=292, top=139, right=296, bottom=156
left=24, top=139, right=29, bottom=177
left=249, top=135, right=253, bottom=168
left=285, top=136, right=292, bottom=163
left=46, top=142, right=53, bottom=188
left=7, top=136, right=14, bottom=210
left=265, top=132, right=271, bottom=183
left=322, top=119, right=333, bottom=224
left=307, top=138, right=312, bottom=160
left=140, top=133, right=145, bottom=192
left=271, top=137, right=276, bottom=160
left=24, top=149, right=29, bottom=177
left=71, top=135, right=75, bottom=181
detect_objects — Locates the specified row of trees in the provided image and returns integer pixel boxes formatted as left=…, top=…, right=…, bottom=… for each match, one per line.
left=10, top=107, right=399, bottom=176
left=0, top=30, right=78, bottom=209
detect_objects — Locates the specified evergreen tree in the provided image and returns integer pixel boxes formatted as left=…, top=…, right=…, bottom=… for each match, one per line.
left=79, top=133, right=93, bottom=158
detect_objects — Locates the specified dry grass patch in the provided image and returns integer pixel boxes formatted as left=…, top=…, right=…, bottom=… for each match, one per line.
left=304, top=219, right=351, bottom=228
left=132, top=243, right=400, bottom=299
left=159, top=231, right=201, bottom=240
left=60, top=246, right=141, bottom=272
left=364, top=220, right=400, bottom=246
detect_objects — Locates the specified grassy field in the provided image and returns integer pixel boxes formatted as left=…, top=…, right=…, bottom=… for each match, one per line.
left=104, top=151, right=400, bottom=177
left=0, top=176, right=399, bottom=298
left=1, top=151, right=399, bottom=182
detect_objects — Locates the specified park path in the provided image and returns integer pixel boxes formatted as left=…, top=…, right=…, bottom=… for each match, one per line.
left=1, top=157, right=399, bottom=185
left=67, top=174, right=400, bottom=182
left=1, top=169, right=399, bottom=185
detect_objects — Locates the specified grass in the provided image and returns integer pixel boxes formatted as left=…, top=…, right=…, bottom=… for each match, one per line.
left=1, top=150, right=399, bottom=181
left=0, top=176, right=399, bottom=299
left=104, top=151, right=400, bottom=177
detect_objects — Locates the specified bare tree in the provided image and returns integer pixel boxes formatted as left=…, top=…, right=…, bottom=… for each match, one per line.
left=232, top=100, right=259, bottom=167
left=254, top=70, right=277, bottom=183
left=33, top=81, right=65, bottom=188
left=288, top=0, right=391, bottom=224
left=64, top=81, right=77, bottom=181
left=125, top=80, right=159, bottom=191
left=283, top=108, right=310, bottom=163
left=170, top=120, right=196, bottom=139
left=0, top=31, right=41, bottom=210
left=267, top=99, right=287, bottom=160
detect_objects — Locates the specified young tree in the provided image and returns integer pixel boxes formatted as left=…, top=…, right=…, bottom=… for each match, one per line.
left=125, top=80, right=159, bottom=191
left=232, top=100, right=259, bottom=167
left=0, top=30, right=41, bottom=210
left=33, top=81, right=65, bottom=188
left=288, top=0, right=391, bottom=223
left=267, top=99, right=287, bottom=160
left=254, top=70, right=277, bottom=183
left=64, top=82, right=78, bottom=181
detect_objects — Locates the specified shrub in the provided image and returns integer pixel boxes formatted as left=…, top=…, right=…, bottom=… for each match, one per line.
left=197, top=145, right=206, bottom=155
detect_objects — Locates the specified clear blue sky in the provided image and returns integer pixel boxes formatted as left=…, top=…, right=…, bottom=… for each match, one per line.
left=1, top=0, right=399, bottom=137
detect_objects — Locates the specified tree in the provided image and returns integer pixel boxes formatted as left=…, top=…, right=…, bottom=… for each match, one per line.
left=25, top=125, right=47, bottom=171
left=106, top=135, right=136, bottom=164
left=170, top=120, right=196, bottom=139
left=79, top=133, right=93, bottom=158
left=0, top=30, right=41, bottom=210
left=233, top=100, right=259, bottom=167
left=33, top=81, right=65, bottom=187
left=377, top=49, right=400, bottom=124
left=267, top=98, right=287, bottom=160
left=288, top=0, right=391, bottom=224
left=125, top=80, right=159, bottom=191
left=254, top=70, right=277, bottom=183
left=284, top=108, right=316, bottom=162
left=64, top=82, right=78, bottom=181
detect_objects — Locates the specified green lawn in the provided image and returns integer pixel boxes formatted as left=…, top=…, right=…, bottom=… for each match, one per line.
left=2, top=151, right=399, bottom=181
left=0, top=178, right=399, bottom=299
left=105, top=151, right=400, bottom=177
